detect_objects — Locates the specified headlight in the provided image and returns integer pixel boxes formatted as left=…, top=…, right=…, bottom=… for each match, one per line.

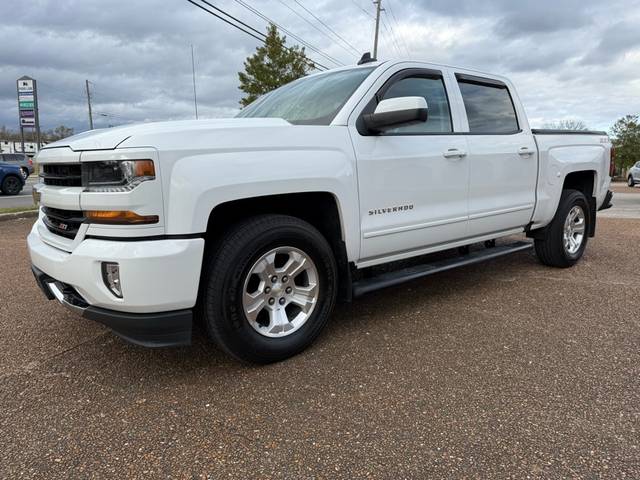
left=82, top=159, right=155, bottom=192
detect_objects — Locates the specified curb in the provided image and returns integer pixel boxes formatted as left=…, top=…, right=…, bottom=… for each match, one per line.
left=0, top=210, right=38, bottom=223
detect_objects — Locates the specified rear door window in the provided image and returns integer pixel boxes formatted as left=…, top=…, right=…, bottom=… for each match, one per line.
left=457, top=75, right=519, bottom=134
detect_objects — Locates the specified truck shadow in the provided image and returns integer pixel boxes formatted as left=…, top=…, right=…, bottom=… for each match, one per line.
left=84, top=248, right=540, bottom=389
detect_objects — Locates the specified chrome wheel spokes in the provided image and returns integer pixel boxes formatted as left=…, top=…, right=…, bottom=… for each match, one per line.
left=563, top=205, right=586, bottom=256
left=242, top=247, right=319, bottom=338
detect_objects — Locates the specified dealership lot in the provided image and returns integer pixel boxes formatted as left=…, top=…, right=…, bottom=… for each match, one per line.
left=2, top=211, right=639, bottom=477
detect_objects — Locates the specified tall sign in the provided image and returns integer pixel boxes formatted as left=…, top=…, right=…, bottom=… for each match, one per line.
left=17, top=76, right=41, bottom=154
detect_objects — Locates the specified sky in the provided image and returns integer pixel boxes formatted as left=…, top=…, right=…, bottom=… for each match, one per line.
left=1, top=0, right=639, bottom=135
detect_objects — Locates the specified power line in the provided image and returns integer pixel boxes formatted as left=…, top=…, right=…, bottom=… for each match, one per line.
left=291, top=0, right=361, bottom=56
left=381, top=15, right=403, bottom=57
left=198, top=0, right=267, bottom=39
left=185, top=0, right=330, bottom=70
left=185, top=0, right=264, bottom=42
left=384, top=0, right=411, bottom=56
left=95, top=112, right=136, bottom=123
left=275, top=0, right=358, bottom=60
left=233, top=0, right=343, bottom=67
left=350, top=0, right=373, bottom=19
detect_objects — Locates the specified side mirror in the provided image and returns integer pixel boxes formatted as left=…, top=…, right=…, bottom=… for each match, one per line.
left=363, top=96, right=428, bottom=134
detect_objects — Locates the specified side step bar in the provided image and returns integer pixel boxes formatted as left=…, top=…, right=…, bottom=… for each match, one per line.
left=352, top=241, right=533, bottom=298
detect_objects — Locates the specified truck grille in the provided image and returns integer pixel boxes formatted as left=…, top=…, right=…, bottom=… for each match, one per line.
left=43, top=207, right=86, bottom=239
left=41, top=164, right=82, bottom=187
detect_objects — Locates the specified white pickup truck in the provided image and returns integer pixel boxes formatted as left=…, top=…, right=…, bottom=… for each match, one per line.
left=28, top=59, right=614, bottom=363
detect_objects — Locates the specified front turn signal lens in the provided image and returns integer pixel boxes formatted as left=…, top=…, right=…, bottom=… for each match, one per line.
left=133, top=159, right=155, bottom=177
left=85, top=210, right=159, bottom=225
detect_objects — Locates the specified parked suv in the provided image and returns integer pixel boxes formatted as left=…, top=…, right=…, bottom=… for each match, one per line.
left=0, top=163, right=25, bottom=195
left=0, top=153, right=33, bottom=179
left=628, top=161, right=640, bottom=187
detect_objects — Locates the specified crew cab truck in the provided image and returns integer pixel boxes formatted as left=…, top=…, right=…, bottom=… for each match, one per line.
left=28, top=60, right=614, bottom=363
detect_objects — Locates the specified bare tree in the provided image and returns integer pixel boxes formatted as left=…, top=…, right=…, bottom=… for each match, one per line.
left=542, top=119, right=589, bottom=131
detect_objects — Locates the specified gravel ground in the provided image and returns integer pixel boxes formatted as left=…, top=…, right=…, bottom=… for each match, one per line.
left=1, top=217, right=639, bottom=479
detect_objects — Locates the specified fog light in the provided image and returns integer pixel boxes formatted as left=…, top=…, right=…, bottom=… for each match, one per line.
left=102, top=262, right=122, bottom=298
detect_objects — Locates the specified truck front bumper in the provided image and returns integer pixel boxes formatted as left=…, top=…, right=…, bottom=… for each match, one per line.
left=32, top=266, right=192, bottom=346
left=27, top=221, right=205, bottom=347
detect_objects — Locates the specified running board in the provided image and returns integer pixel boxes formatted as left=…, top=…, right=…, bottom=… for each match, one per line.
left=352, top=241, right=533, bottom=298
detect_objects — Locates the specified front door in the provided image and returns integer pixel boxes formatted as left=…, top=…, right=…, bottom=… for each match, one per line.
left=351, top=68, right=469, bottom=263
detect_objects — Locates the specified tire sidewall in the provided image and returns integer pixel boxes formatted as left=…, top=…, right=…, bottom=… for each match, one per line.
left=2, top=176, right=21, bottom=195
left=557, top=191, right=590, bottom=263
left=629, top=176, right=635, bottom=187
left=205, top=219, right=337, bottom=362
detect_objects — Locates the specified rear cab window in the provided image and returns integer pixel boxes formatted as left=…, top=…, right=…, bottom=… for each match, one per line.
left=456, top=73, right=520, bottom=134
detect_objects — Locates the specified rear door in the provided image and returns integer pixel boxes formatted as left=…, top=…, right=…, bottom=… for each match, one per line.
left=351, top=67, right=469, bottom=263
left=453, top=73, right=537, bottom=237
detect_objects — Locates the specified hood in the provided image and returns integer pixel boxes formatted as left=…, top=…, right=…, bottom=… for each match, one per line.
left=44, top=118, right=292, bottom=152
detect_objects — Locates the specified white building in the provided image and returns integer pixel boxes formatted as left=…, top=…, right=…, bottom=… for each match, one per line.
left=0, top=140, right=44, bottom=156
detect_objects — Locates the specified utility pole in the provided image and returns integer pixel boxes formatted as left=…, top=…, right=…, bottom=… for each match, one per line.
left=373, top=0, right=383, bottom=60
left=85, top=79, right=94, bottom=130
left=191, top=45, right=199, bottom=120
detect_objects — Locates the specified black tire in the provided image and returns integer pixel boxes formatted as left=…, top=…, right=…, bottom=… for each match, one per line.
left=1, top=175, right=23, bottom=195
left=199, top=214, right=337, bottom=364
left=534, top=189, right=590, bottom=268
left=629, top=176, right=636, bottom=187
left=20, top=168, right=29, bottom=180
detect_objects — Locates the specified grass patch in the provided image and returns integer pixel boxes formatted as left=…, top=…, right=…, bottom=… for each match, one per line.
left=0, top=206, right=38, bottom=215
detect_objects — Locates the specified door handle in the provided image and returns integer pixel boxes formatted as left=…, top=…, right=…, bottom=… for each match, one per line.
left=443, top=148, right=467, bottom=159
left=518, top=147, right=536, bottom=156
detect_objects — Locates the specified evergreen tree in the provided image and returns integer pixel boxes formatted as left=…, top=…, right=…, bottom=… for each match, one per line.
left=238, top=24, right=313, bottom=107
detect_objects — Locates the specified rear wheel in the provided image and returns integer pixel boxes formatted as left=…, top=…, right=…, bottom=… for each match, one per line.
left=20, top=168, right=29, bottom=180
left=199, top=214, right=337, bottom=363
left=1, top=175, right=22, bottom=195
left=534, top=190, right=590, bottom=268
left=629, top=176, right=636, bottom=187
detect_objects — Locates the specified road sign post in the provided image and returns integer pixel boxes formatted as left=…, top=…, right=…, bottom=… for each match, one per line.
left=16, top=76, right=41, bottom=153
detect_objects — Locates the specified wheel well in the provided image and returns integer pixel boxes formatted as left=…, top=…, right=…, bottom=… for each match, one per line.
left=562, top=170, right=595, bottom=198
left=205, top=192, right=352, bottom=301
left=562, top=170, right=597, bottom=237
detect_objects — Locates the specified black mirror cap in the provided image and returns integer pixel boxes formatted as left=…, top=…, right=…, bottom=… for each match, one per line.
left=362, top=107, right=428, bottom=134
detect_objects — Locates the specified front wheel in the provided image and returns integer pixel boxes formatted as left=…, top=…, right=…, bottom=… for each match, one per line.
left=534, top=190, right=590, bottom=268
left=629, top=176, right=636, bottom=187
left=20, top=168, right=29, bottom=180
left=199, top=214, right=337, bottom=363
left=1, top=175, right=23, bottom=195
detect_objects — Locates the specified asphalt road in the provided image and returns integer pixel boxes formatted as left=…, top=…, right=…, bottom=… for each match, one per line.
left=2, top=211, right=639, bottom=478
left=0, top=176, right=38, bottom=209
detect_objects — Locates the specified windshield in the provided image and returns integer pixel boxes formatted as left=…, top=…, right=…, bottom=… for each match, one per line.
left=237, top=67, right=376, bottom=125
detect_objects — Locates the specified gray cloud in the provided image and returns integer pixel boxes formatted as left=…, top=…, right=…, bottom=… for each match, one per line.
left=0, top=0, right=639, bottom=133
left=580, top=20, right=640, bottom=65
